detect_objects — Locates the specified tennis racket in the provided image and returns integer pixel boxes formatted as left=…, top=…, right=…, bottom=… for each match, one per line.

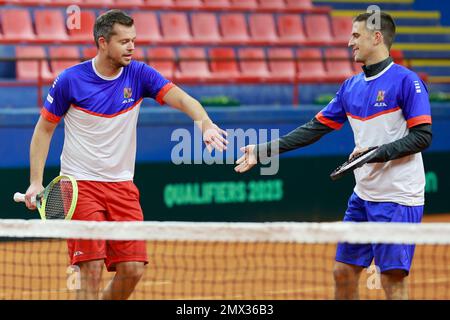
left=13, top=175, right=78, bottom=220
left=330, top=146, right=379, bottom=181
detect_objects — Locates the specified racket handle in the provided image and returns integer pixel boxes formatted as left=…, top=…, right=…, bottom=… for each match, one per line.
left=13, top=192, right=36, bottom=204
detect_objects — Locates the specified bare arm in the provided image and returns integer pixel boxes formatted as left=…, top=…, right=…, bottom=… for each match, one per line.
left=25, top=115, right=58, bottom=209
left=163, top=86, right=228, bottom=152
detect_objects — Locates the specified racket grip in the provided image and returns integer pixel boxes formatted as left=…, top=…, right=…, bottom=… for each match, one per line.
left=13, top=193, right=36, bottom=204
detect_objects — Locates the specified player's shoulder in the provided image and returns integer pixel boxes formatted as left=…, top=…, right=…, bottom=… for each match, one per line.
left=390, top=63, right=421, bottom=82
left=54, top=60, right=91, bottom=83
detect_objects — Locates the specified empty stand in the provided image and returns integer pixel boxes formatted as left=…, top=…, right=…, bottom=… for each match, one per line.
left=83, top=0, right=114, bottom=5
left=160, top=12, right=192, bottom=43
left=203, top=0, right=230, bottom=8
left=277, top=14, right=306, bottom=44
left=267, top=48, right=296, bottom=80
left=248, top=14, right=278, bottom=44
left=296, top=48, right=327, bottom=81
left=229, top=0, right=258, bottom=9
left=68, top=11, right=96, bottom=42
left=191, top=13, right=221, bottom=44
left=219, top=13, right=249, bottom=44
left=48, top=46, right=80, bottom=77
left=82, top=46, right=97, bottom=59
left=176, top=47, right=210, bottom=81
left=331, top=16, right=353, bottom=45
left=286, top=0, right=313, bottom=9
left=304, top=15, right=333, bottom=45
left=15, top=46, right=53, bottom=81
left=35, top=10, right=68, bottom=42
left=323, top=48, right=354, bottom=79
left=144, top=0, right=174, bottom=6
left=132, top=12, right=162, bottom=43
left=259, top=0, right=286, bottom=10
left=209, top=47, right=240, bottom=79
left=147, top=47, right=176, bottom=79
left=174, top=0, right=202, bottom=7
left=0, top=9, right=35, bottom=41
left=116, top=0, right=144, bottom=5
left=238, top=47, right=269, bottom=79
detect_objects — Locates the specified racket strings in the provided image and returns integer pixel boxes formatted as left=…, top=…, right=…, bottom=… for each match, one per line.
left=45, top=180, right=73, bottom=219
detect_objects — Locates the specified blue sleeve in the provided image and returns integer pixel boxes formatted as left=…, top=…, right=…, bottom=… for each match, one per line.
left=41, top=71, right=71, bottom=123
left=140, top=63, right=174, bottom=105
left=315, top=83, right=347, bottom=130
left=401, top=73, right=432, bottom=128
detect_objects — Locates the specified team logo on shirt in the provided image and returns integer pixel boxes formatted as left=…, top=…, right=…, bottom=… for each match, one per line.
left=374, top=90, right=387, bottom=107
left=124, top=87, right=132, bottom=98
left=123, top=87, right=135, bottom=104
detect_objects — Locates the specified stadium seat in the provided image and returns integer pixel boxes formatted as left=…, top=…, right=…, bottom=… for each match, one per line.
left=132, top=12, right=161, bottom=43
left=304, top=15, right=333, bottom=45
left=48, top=46, right=81, bottom=77
left=191, top=13, right=221, bottom=44
left=229, top=0, right=257, bottom=9
left=391, top=49, right=406, bottom=66
left=285, top=0, right=313, bottom=9
left=0, top=9, right=35, bottom=41
left=176, top=47, right=210, bottom=81
left=83, top=0, right=114, bottom=5
left=209, top=47, right=239, bottom=79
left=248, top=14, right=278, bottom=44
left=68, top=11, right=96, bottom=42
left=238, top=48, right=269, bottom=80
left=15, top=46, right=53, bottom=81
left=323, top=48, right=354, bottom=79
left=82, top=46, right=97, bottom=59
left=115, top=0, right=144, bottom=5
left=331, top=16, right=353, bottom=45
left=145, top=0, right=173, bottom=6
left=267, top=48, right=296, bottom=80
left=259, top=0, right=286, bottom=10
left=203, top=0, right=230, bottom=8
left=219, top=14, right=249, bottom=44
left=35, top=10, right=68, bottom=42
left=277, top=14, right=306, bottom=44
left=160, top=13, right=192, bottom=43
left=296, top=48, right=327, bottom=81
left=174, top=0, right=202, bottom=7
left=147, top=47, right=176, bottom=79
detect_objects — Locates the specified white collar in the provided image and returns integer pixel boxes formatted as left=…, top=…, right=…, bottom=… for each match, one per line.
left=91, top=57, right=123, bottom=81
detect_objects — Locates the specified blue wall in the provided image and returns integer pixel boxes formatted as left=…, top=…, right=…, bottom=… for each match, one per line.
left=414, top=0, right=450, bottom=25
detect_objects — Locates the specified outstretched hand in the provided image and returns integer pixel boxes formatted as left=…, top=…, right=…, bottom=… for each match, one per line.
left=234, top=145, right=257, bottom=173
left=202, top=122, right=228, bottom=153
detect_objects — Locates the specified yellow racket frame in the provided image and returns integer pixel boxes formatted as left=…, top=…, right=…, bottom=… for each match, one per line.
left=37, top=175, right=78, bottom=220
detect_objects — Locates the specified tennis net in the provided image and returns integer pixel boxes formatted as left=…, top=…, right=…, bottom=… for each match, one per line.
left=1, top=219, right=450, bottom=300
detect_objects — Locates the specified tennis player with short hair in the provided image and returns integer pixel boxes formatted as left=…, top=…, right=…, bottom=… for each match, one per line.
left=235, top=12, right=432, bottom=299
left=25, top=9, right=228, bottom=300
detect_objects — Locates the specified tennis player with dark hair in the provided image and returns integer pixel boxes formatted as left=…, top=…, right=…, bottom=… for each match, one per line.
left=24, top=9, right=228, bottom=300
left=235, top=12, right=432, bottom=300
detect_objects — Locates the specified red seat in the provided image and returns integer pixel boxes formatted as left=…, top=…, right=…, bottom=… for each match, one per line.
left=304, top=15, right=333, bottom=45
left=49, top=46, right=80, bottom=77
left=248, top=14, right=278, bottom=44
left=324, top=48, right=354, bottom=79
left=267, top=48, right=296, bottom=80
left=35, top=10, right=68, bottom=41
left=259, top=0, right=285, bottom=9
left=16, top=46, right=53, bottom=81
left=174, top=0, right=202, bottom=7
left=132, top=12, right=161, bottom=43
left=176, top=47, right=210, bottom=80
left=160, top=12, right=192, bottom=43
left=219, top=14, right=249, bottom=44
left=203, top=0, right=229, bottom=8
left=82, top=46, right=97, bottom=60
left=277, top=14, right=306, bottom=44
left=0, top=9, right=35, bottom=41
left=132, top=48, right=145, bottom=62
left=331, top=16, right=353, bottom=44
left=229, top=0, right=257, bottom=9
left=147, top=47, right=176, bottom=79
left=285, top=0, right=312, bottom=9
left=391, top=49, right=406, bottom=66
left=83, top=0, right=114, bottom=4
left=68, top=11, right=96, bottom=42
left=238, top=48, right=269, bottom=79
left=209, top=48, right=239, bottom=79
left=115, top=0, right=144, bottom=4
left=191, top=13, right=221, bottom=44
left=296, top=48, right=326, bottom=81
left=144, top=0, right=173, bottom=6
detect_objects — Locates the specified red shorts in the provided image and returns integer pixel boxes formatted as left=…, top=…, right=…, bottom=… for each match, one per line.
left=67, top=180, right=148, bottom=272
